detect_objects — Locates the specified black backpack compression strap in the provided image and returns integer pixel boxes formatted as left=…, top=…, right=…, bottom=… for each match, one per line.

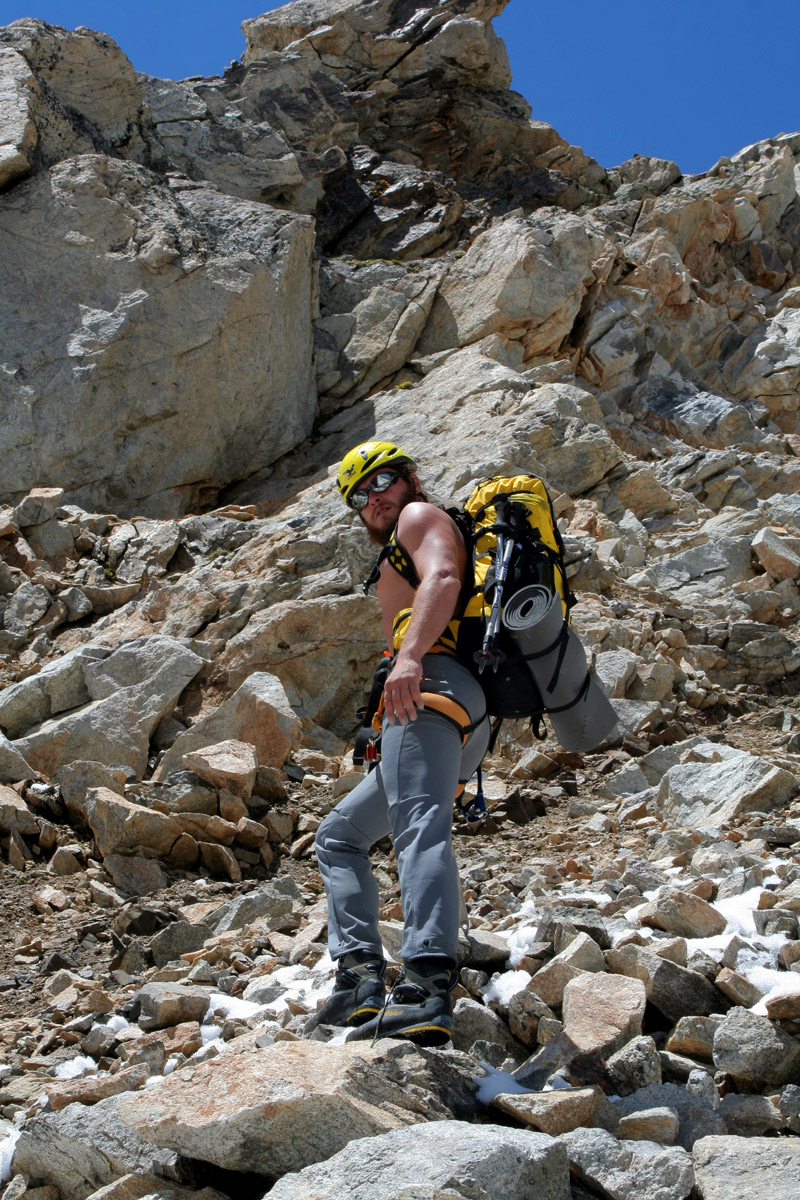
left=353, top=654, right=395, bottom=765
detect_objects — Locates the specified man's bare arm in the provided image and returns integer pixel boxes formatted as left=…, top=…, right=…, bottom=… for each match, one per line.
left=382, top=503, right=464, bottom=725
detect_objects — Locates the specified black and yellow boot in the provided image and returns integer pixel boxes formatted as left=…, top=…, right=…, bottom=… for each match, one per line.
left=305, top=952, right=386, bottom=1032
left=346, top=957, right=458, bottom=1047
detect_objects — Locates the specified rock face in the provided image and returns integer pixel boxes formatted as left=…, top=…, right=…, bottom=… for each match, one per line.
left=0, top=3, right=800, bottom=1199
left=0, top=155, right=316, bottom=516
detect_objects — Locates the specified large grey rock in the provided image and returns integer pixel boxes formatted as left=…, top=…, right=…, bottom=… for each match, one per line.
left=452, top=996, right=528, bottom=1061
left=14, top=637, right=203, bottom=778
left=316, top=259, right=446, bottom=405
left=240, top=0, right=571, bottom=199
left=718, top=1091, right=783, bottom=1137
left=215, top=596, right=384, bottom=740
left=155, top=671, right=300, bottom=777
left=0, top=645, right=109, bottom=739
left=137, top=982, right=210, bottom=1031
left=0, top=154, right=316, bottom=515
left=561, top=973, right=647, bottom=1058
left=712, top=1007, right=800, bottom=1089
left=2, top=581, right=51, bottom=635
left=611, top=1083, right=726, bottom=1150
left=267, top=1120, right=570, bottom=1199
left=491, top=1086, right=610, bottom=1138
left=654, top=750, right=797, bottom=827
left=13, top=485, right=66, bottom=528
left=59, top=760, right=129, bottom=825
left=692, top=1135, right=800, bottom=1200
left=633, top=534, right=754, bottom=596
left=0, top=782, right=38, bottom=834
left=241, top=0, right=509, bottom=83
left=149, top=921, right=209, bottom=968
left=518, top=382, right=624, bottom=496
left=563, top=1128, right=694, bottom=1200
left=606, top=1036, right=662, bottom=1097
left=638, top=888, right=727, bottom=939
left=724, top=306, right=800, bottom=433
left=11, top=1093, right=191, bottom=1200
left=637, top=386, right=764, bottom=452
left=142, top=74, right=304, bottom=205
left=752, top=525, right=800, bottom=580
left=0, top=731, right=34, bottom=783
left=117, top=1039, right=453, bottom=1178
left=144, top=48, right=362, bottom=222
left=104, top=854, right=168, bottom=897
left=180, top=739, right=257, bottom=800
left=210, top=878, right=301, bottom=937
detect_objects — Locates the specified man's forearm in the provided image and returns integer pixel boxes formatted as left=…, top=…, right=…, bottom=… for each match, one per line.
left=384, top=571, right=462, bottom=724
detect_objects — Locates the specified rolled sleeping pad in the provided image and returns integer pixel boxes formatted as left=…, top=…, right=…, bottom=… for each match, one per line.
left=502, top=585, right=619, bottom=752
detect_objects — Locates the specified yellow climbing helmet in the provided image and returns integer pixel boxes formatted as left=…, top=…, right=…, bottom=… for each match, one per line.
left=337, top=440, right=415, bottom=507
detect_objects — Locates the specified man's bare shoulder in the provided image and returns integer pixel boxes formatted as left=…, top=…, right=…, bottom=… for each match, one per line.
left=396, top=501, right=456, bottom=541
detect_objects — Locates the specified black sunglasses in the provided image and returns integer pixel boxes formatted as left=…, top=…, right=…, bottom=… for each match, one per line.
left=349, top=470, right=403, bottom=510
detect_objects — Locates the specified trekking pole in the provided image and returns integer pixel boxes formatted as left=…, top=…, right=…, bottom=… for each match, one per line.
left=475, top=533, right=515, bottom=673
left=474, top=531, right=503, bottom=673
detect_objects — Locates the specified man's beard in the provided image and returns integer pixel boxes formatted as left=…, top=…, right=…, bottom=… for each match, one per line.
left=360, top=478, right=421, bottom=546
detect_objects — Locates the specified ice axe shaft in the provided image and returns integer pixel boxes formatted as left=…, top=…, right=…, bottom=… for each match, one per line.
left=476, top=533, right=515, bottom=672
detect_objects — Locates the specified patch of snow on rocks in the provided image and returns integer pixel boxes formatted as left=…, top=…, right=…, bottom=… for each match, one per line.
left=474, top=1065, right=530, bottom=1105
left=0, top=1128, right=20, bottom=1183
left=262, top=960, right=336, bottom=1014
left=53, top=1054, right=98, bottom=1079
left=482, top=969, right=532, bottom=1007
left=205, top=990, right=265, bottom=1021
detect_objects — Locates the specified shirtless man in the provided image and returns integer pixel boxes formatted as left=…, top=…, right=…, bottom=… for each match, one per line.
left=312, top=441, right=489, bottom=1045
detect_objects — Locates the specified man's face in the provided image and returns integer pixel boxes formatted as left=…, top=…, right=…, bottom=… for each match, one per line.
left=356, top=469, right=420, bottom=544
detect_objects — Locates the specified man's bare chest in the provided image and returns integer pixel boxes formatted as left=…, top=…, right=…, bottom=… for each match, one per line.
left=375, top=562, right=417, bottom=647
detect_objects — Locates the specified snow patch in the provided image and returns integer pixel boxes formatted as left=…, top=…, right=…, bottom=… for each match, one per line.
left=0, top=1128, right=20, bottom=1183
left=205, top=991, right=265, bottom=1021
left=53, top=1055, right=98, bottom=1080
left=482, top=970, right=531, bottom=1008
left=749, top=968, right=800, bottom=1016
left=474, top=1065, right=530, bottom=1105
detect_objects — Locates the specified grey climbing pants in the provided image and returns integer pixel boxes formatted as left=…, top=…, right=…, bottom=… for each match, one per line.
left=316, top=653, right=490, bottom=965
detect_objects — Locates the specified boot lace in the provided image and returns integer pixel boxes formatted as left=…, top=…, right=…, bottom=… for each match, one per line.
left=371, top=966, right=428, bottom=1044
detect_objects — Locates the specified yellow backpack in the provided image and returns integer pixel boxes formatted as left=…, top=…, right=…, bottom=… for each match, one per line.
left=453, top=474, right=573, bottom=724
left=355, top=474, right=574, bottom=764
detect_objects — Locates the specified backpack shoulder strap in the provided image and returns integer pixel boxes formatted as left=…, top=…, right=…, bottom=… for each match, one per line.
left=363, top=542, right=392, bottom=593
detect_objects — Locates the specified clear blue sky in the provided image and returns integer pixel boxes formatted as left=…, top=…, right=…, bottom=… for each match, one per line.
left=3, top=0, right=798, bottom=175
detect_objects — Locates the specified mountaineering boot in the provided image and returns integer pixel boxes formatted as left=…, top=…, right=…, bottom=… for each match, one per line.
left=346, top=957, right=458, bottom=1047
left=304, top=952, right=386, bottom=1032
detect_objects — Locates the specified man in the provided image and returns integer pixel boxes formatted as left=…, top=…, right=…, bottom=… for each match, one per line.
left=312, top=440, right=489, bottom=1045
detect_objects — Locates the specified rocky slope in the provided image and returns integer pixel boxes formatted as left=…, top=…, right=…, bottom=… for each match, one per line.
left=1, top=0, right=800, bottom=1197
